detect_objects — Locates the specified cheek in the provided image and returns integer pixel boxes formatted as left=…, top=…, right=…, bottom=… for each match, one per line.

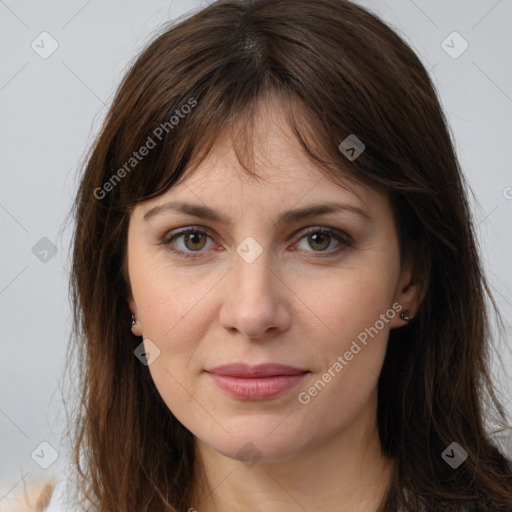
left=299, top=258, right=399, bottom=347
left=129, top=256, right=222, bottom=397
left=134, top=276, right=214, bottom=353
left=129, top=244, right=217, bottom=336
left=130, top=267, right=216, bottom=424
left=292, top=258, right=399, bottom=408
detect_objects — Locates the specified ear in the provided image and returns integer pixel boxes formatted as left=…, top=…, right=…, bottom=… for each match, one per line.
left=128, top=295, right=143, bottom=337
left=390, top=256, right=427, bottom=329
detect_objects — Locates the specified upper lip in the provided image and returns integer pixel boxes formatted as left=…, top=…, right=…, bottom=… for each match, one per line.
left=205, top=363, right=309, bottom=377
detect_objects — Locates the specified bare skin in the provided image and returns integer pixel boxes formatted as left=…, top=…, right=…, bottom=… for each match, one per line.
left=127, top=94, right=424, bottom=511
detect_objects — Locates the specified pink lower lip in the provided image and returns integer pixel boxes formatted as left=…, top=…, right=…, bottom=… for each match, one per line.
left=206, top=373, right=308, bottom=400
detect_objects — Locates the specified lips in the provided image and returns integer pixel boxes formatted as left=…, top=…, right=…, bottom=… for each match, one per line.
left=204, top=363, right=309, bottom=400
left=206, top=363, right=308, bottom=377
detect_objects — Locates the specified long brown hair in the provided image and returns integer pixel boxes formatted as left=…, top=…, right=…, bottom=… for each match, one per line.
left=63, top=0, right=512, bottom=510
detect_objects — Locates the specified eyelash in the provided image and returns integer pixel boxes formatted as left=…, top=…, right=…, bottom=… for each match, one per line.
left=160, top=226, right=352, bottom=260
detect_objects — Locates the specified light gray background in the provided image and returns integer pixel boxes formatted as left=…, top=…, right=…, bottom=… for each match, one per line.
left=1, top=0, right=511, bottom=501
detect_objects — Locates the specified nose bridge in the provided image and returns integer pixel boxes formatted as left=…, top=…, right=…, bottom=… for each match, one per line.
left=232, top=240, right=275, bottom=300
left=220, top=240, right=289, bottom=338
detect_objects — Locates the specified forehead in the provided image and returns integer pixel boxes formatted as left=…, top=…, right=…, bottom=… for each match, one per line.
left=135, top=92, right=389, bottom=220
left=137, top=141, right=386, bottom=230
left=174, top=95, right=362, bottom=199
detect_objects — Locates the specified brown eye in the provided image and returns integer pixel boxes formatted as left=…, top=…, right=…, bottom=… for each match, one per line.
left=183, top=231, right=208, bottom=251
left=163, top=228, right=215, bottom=259
left=294, top=227, right=352, bottom=256
left=307, top=232, right=331, bottom=251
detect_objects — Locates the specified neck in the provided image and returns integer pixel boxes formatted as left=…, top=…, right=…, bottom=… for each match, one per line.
left=187, top=394, right=393, bottom=512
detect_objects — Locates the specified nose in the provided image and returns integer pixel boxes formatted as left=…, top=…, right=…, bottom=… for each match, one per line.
left=219, top=247, right=292, bottom=341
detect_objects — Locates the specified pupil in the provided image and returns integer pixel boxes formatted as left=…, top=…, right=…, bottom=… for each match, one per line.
left=187, top=232, right=204, bottom=250
left=311, top=233, right=329, bottom=250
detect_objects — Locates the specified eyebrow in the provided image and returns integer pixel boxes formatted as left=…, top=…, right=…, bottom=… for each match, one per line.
left=143, top=200, right=373, bottom=225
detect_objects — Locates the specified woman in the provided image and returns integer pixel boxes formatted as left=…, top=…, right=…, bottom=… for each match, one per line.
left=43, top=0, right=512, bottom=510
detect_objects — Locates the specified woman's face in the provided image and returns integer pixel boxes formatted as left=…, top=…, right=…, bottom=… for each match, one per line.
left=127, top=97, right=420, bottom=463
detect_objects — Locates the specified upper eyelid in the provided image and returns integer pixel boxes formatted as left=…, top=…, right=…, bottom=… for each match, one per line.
left=165, top=224, right=346, bottom=237
left=165, top=225, right=350, bottom=247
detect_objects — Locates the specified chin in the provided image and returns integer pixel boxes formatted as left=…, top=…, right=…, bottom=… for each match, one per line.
left=210, top=438, right=302, bottom=465
left=194, top=417, right=314, bottom=464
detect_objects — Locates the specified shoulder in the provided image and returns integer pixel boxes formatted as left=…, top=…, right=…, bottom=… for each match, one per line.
left=43, top=480, right=77, bottom=512
left=0, top=480, right=67, bottom=512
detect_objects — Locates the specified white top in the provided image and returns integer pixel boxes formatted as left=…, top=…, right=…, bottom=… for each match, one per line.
left=45, top=480, right=74, bottom=512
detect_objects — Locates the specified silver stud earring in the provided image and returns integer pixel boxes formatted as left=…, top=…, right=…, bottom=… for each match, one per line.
left=400, top=310, right=414, bottom=321
left=131, top=314, right=136, bottom=327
